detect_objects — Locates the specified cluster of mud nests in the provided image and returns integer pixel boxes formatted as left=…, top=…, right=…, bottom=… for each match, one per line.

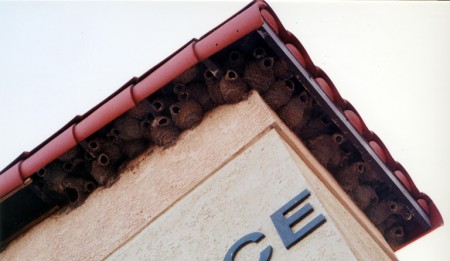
left=33, top=44, right=412, bottom=248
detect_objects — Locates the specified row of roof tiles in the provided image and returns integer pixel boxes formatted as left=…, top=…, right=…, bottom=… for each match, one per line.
left=0, top=0, right=442, bottom=248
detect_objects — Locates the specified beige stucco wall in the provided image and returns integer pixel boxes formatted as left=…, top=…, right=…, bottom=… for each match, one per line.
left=108, top=130, right=358, bottom=260
left=0, top=92, right=395, bottom=260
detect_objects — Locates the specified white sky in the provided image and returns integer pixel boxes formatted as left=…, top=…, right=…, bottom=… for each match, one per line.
left=0, top=1, right=449, bottom=260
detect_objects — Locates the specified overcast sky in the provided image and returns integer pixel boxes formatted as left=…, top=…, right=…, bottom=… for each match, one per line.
left=0, top=1, right=449, bottom=260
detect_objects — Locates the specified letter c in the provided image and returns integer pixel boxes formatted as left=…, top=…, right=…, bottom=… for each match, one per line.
left=224, top=232, right=273, bottom=261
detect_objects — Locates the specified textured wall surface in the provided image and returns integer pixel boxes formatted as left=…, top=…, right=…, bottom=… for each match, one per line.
left=0, top=93, right=394, bottom=260
left=0, top=93, right=275, bottom=261
left=109, top=130, right=357, bottom=260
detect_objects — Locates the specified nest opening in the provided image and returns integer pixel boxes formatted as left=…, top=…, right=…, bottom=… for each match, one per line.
left=64, top=188, right=78, bottom=203
left=171, top=105, right=180, bottom=115
left=285, top=79, right=294, bottom=89
left=334, top=134, right=344, bottom=144
left=263, top=57, right=273, bottom=68
left=63, top=162, right=73, bottom=172
left=173, top=84, right=185, bottom=94
left=389, top=202, right=398, bottom=212
left=204, top=70, right=214, bottom=80
left=152, top=101, right=163, bottom=111
left=253, top=47, right=266, bottom=59
left=37, top=168, right=46, bottom=177
left=85, top=182, right=95, bottom=192
left=226, top=70, right=237, bottom=80
left=98, top=154, right=110, bottom=166
left=299, top=92, right=309, bottom=103
left=357, top=162, right=365, bottom=173
left=394, top=227, right=404, bottom=236
left=141, top=120, right=151, bottom=129
left=178, top=92, right=189, bottom=101
left=403, top=211, right=412, bottom=221
left=320, top=114, right=331, bottom=125
left=158, top=117, right=168, bottom=126
left=89, top=141, right=98, bottom=150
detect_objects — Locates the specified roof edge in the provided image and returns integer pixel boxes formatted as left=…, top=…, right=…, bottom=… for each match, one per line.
left=0, top=1, right=267, bottom=197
